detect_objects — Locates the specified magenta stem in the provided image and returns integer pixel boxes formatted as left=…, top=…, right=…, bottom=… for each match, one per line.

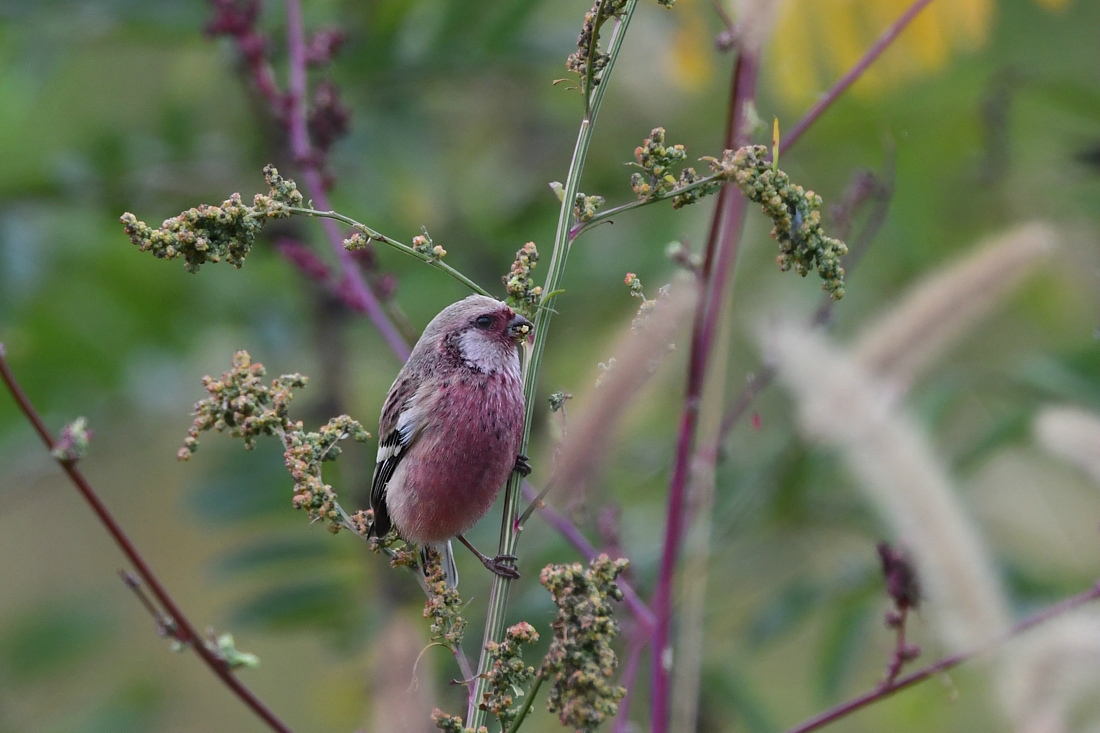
left=785, top=581, right=1100, bottom=733
left=522, top=484, right=655, bottom=632
left=612, top=630, right=649, bottom=733
left=649, top=50, right=759, bottom=733
left=781, top=0, right=937, bottom=155
left=653, top=3, right=931, bottom=722
left=283, top=0, right=411, bottom=360
left=0, top=345, right=296, bottom=733
left=882, top=606, right=910, bottom=684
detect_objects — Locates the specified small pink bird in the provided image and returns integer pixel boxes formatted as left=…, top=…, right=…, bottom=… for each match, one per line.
left=368, top=294, right=533, bottom=586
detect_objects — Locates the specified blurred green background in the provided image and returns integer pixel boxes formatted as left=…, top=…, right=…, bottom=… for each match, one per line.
left=1, top=0, right=1099, bottom=731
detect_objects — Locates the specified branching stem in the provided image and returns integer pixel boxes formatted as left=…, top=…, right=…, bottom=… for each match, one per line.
left=785, top=580, right=1100, bottom=733
left=649, top=49, right=758, bottom=733
left=780, top=0, right=936, bottom=155
left=282, top=0, right=412, bottom=359
left=282, top=206, right=490, bottom=297
left=0, top=345, right=296, bottom=733
left=569, top=170, right=734, bottom=240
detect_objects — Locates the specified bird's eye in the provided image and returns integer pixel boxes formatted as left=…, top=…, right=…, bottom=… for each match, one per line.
left=474, top=315, right=494, bottom=329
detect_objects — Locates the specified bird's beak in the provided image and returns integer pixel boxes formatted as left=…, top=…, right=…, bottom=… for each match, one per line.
left=507, top=314, right=534, bottom=344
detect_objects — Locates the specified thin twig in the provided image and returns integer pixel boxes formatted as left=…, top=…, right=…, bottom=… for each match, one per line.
left=569, top=168, right=736, bottom=240
left=0, top=344, right=295, bottom=733
left=522, top=485, right=655, bottom=632
left=119, top=570, right=174, bottom=633
left=118, top=569, right=187, bottom=643
left=882, top=606, right=912, bottom=684
left=282, top=207, right=490, bottom=297
left=780, top=0, right=937, bottom=155
left=784, top=580, right=1100, bottom=733
left=710, top=0, right=737, bottom=52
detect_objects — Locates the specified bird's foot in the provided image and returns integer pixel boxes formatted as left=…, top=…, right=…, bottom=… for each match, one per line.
left=514, top=454, right=532, bottom=477
left=483, top=554, right=520, bottom=580
left=457, top=534, right=521, bottom=580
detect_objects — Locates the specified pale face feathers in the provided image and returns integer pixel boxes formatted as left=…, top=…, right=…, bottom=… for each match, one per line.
left=426, top=294, right=532, bottom=375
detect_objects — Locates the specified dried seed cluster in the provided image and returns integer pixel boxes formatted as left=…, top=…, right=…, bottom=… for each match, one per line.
left=121, top=166, right=302, bottom=273
left=540, top=555, right=629, bottom=729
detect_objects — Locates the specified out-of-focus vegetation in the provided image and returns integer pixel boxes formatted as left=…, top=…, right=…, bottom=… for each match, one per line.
left=1, top=1, right=1099, bottom=732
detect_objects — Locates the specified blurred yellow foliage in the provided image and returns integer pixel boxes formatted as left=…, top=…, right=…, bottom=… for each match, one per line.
left=765, top=0, right=1070, bottom=103
left=670, top=0, right=716, bottom=91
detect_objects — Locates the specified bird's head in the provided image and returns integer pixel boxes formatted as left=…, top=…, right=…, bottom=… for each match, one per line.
left=429, top=295, right=533, bottom=373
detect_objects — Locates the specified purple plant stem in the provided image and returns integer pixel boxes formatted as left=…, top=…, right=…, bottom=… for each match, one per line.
left=612, top=629, right=649, bottom=733
left=522, top=485, right=655, bottom=632
left=650, top=50, right=759, bottom=733
left=206, top=0, right=284, bottom=113
left=785, top=580, right=1100, bottom=733
left=0, top=345, right=296, bottom=733
left=780, top=0, right=937, bottom=155
left=882, top=606, right=911, bottom=684
left=283, top=0, right=411, bottom=361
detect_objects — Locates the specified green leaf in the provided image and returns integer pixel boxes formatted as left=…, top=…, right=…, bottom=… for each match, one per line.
left=213, top=536, right=334, bottom=578
left=815, top=598, right=874, bottom=701
left=187, top=448, right=289, bottom=523
left=0, top=602, right=112, bottom=683
left=231, top=579, right=353, bottom=631
left=746, top=578, right=823, bottom=648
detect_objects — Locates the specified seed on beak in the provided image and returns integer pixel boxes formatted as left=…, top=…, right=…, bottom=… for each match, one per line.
left=508, top=314, right=534, bottom=342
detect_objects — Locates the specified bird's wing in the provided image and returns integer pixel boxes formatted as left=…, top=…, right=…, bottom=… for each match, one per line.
left=369, top=375, right=427, bottom=537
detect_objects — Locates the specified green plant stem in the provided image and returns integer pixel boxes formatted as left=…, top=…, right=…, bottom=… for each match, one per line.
left=569, top=171, right=731, bottom=240
left=464, top=2, right=640, bottom=728
left=504, top=671, right=545, bottom=733
left=581, top=0, right=609, bottom=117
left=282, top=206, right=490, bottom=296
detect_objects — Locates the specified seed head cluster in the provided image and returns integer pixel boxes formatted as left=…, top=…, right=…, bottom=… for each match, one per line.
left=540, top=555, right=629, bottom=729
left=724, top=145, right=849, bottom=298
left=503, top=241, right=542, bottom=319
left=480, top=622, right=541, bottom=728
left=121, top=166, right=303, bottom=273
left=423, top=550, right=468, bottom=650
left=180, top=350, right=368, bottom=533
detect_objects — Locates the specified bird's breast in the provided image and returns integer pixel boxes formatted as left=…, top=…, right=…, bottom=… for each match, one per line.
left=388, top=370, right=525, bottom=544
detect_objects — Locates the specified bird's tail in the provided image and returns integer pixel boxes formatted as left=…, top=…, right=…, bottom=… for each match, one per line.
left=420, top=541, right=459, bottom=589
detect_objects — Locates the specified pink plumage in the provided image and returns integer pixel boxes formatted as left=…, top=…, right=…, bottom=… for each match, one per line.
left=368, top=294, right=532, bottom=586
